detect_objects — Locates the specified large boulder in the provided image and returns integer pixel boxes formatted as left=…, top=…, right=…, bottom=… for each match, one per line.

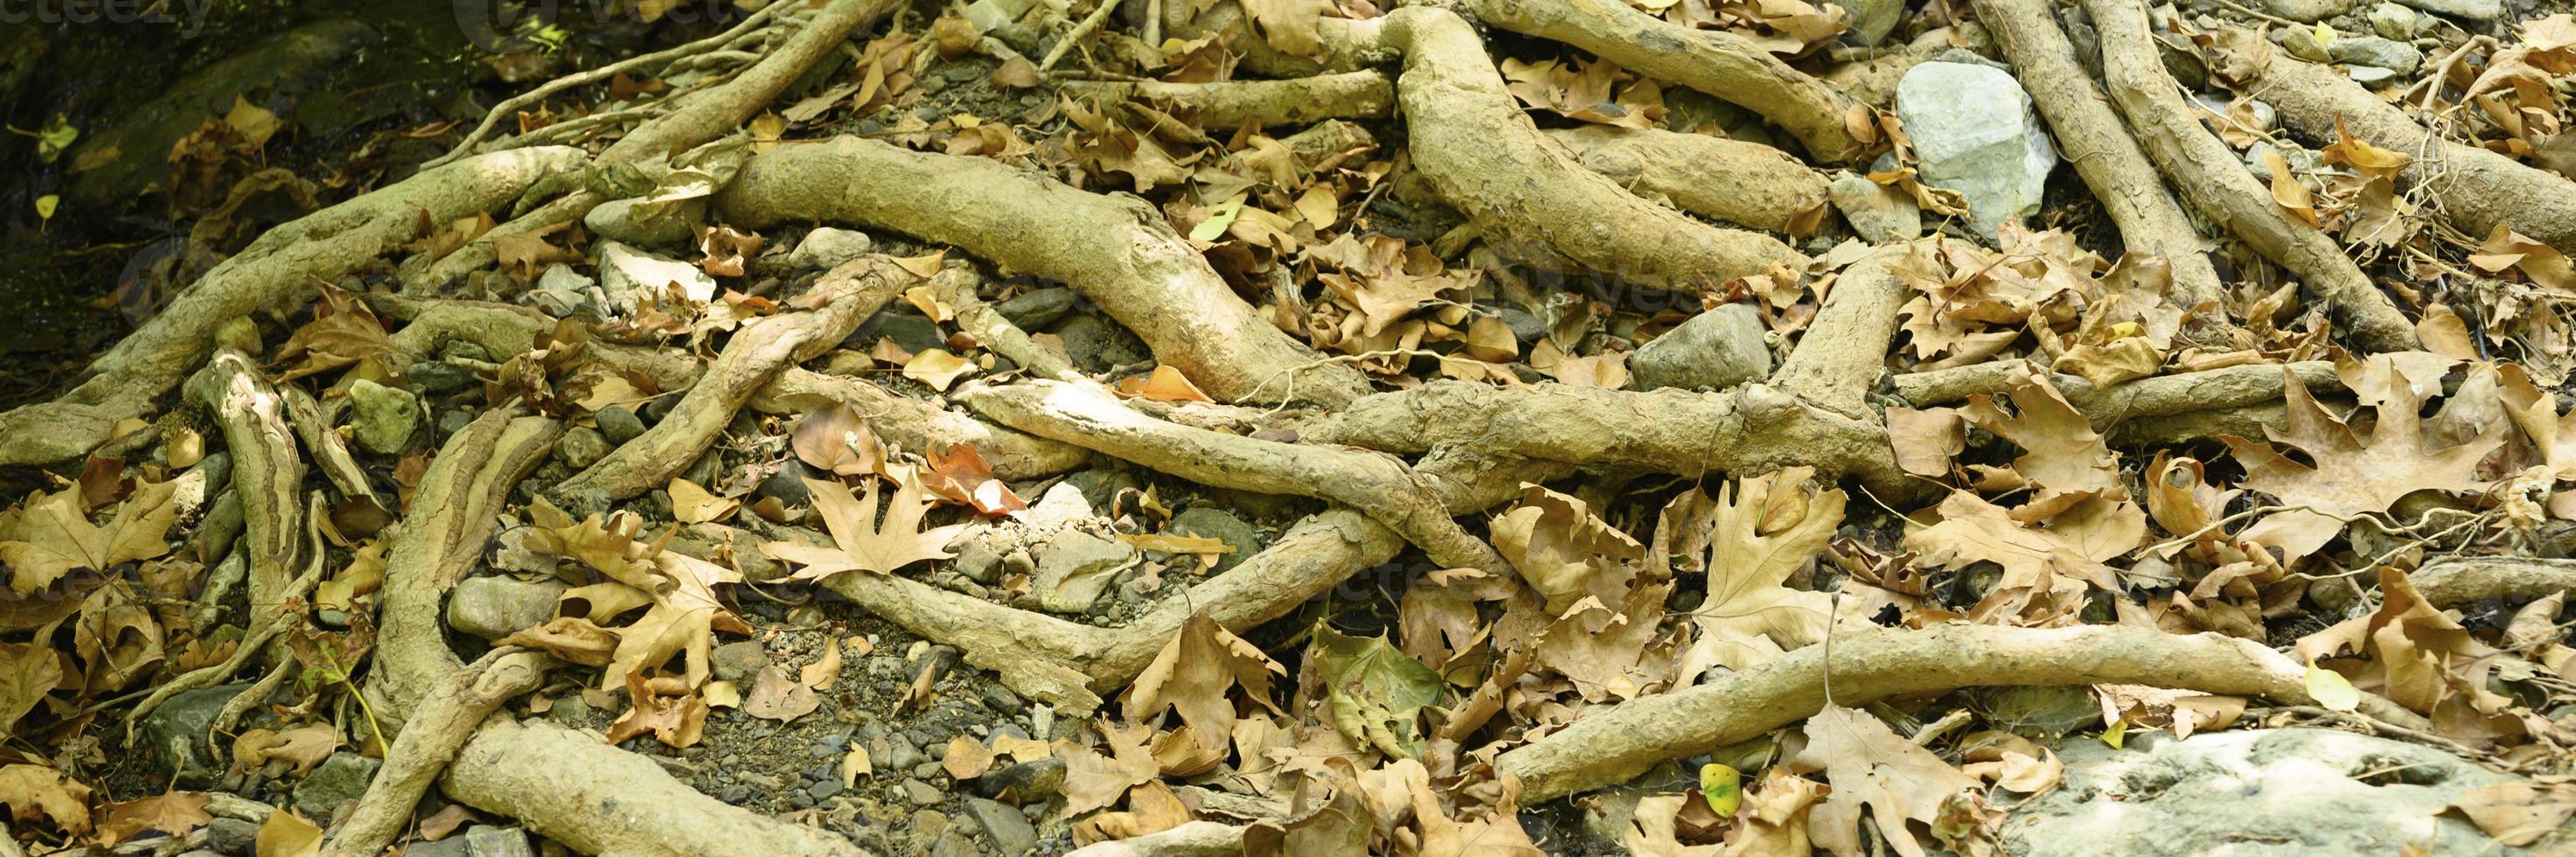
left=2003, top=728, right=2531, bottom=856
left=1893, top=61, right=2058, bottom=241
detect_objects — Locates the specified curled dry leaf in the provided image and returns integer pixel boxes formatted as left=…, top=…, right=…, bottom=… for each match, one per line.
left=922, top=443, right=1027, bottom=517
left=94, top=791, right=212, bottom=847
left=1111, top=366, right=1215, bottom=403
left=791, top=403, right=887, bottom=477
left=232, top=724, right=341, bottom=776
left=742, top=665, right=819, bottom=722
left=0, top=764, right=93, bottom=837
left=668, top=477, right=739, bottom=524
left=902, top=348, right=977, bottom=391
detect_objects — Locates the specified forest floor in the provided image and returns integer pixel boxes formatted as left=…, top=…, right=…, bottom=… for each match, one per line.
left=2, top=0, right=2576, bottom=854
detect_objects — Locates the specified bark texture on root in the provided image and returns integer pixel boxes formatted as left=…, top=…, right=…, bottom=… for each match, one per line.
left=1974, top=0, right=2226, bottom=310
left=325, top=650, right=549, bottom=857
left=2249, top=50, right=2576, bottom=254
left=1771, top=244, right=1919, bottom=415
left=373, top=410, right=562, bottom=721
left=1304, top=380, right=1919, bottom=500
left=958, top=380, right=1510, bottom=575
left=2411, top=557, right=2576, bottom=610
left=0, top=146, right=583, bottom=467
left=1543, top=126, right=1829, bottom=234
left=1892, top=360, right=2345, bottom=426
left=2085, top=0, right=2417, bottom=352
left=1058, top=71, right=1395, bottom=130
left=1494, top=623, right=2400, bottom=801
left=1383, top=7, right=1807, bottom=291
left=547, top=258, right=931, bottom=509
left=441, top=716, right=867, bottom=857
left=184, top=350, right=309, bottom=611
left=717, top=136, right=1369, bottom=406
left=1463, top=0, right=1869, bottom=163
left=1064, top=822, right=1246, bottom=856
left=378, top=297, right=1088, bottom=480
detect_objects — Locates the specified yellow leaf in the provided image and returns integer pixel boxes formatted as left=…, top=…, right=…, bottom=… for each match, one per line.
left=34, top=194, right=57, bottom=224
left=1292, top=184, right=1339, bottom=229
left=1112, top=366, right=1216, bottom=403
left=2305, top=662, right=2360, bottom=710
left=254, top=810, right=323, bottom=857
left=840, top=744, right=873, bottom=787
left=1700, top=763, right=1742, bottom=817
left=667, top=477, right=739, bottom=524
left=902, top=349, right=976, bottom=391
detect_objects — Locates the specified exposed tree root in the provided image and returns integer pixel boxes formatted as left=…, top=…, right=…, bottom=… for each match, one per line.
left=1892, top=360, right=2345, bottom=425
left=278, top=385, right=382, bottom=509
left=1771, top=244, right=1920, bottom=415
left=373, top=410, right=561, bottom=719
left=1462, top=0, right=1870, bottom=163
left=443, top=717, right=869, bottom=856
left=548, top=258, right=932, bottom=510
left=718, top=136, right=1370, bottom=406
left=409, top=0, right=894, bottom=291
left=0, top=146, right=582, bottom=467
left=1543, top=126, right=1830, bottom=234
left=184, top=349, right=308, bottom=609
left=377, top=296, right=1090, bottom=479
left=1159, top=3, right=1394, bottom=79
left=125, top=495, right=324, bottom=732
left=1974, top=0, right=2226, bottom=310
left=1063, top=821, right=1246, bottom=856
left=2247, top=48, right=2576, bottom=254
left=1303, top=380, right=1920, bottom=500
left=2410, top=557, right=2576, bottom=609
left=2086, top=0, right=2417, bottom=352
left=1493, top=623, right=2422, bottom=802
left=1821, top=23, right=1993, bottom=108
left=957, top=379, right=1511, bottom=575
left=1383, top=7, right=1806, bottom=290
left=325, top=650, right=549, bottom=857
left=1058, top=71, right=1395, bottom=129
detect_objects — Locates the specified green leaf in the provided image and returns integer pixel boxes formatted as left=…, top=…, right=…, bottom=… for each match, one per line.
left=1699, top=763, right=1741, bottom=817
left=1309, top=627, right=1444, bottom=759
left=1187, top=196, right=1245, bottom=243
left=2306, top=661, right=2361, bottom=712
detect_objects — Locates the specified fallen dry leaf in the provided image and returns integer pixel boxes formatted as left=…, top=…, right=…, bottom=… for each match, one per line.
left=759, top=474, right=967, bottom=582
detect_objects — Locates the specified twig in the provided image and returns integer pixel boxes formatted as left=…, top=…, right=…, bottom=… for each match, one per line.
left=425, top=2, right=789, bottom=168
left=1039, top=0, right=1126, bottom=72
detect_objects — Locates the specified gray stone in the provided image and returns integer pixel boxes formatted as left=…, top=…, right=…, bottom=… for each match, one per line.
left=1828, top=172, right=1921, bottom=243
left=1029, top=531, right=1138, bottom=613
left=1050, top=315, right=1148, bottom=372
left=2003, top=728, right=2527, bottom=856
left=2348, top=64, right=2402, bottom=85
left=2278, top=25, right=2333, bottom=62
left=1893, top=61, right=2058, bottom=240
left=584, top=197, right=704, bottom=249
left=1499, top=308, right=1546, bottom=343
left=963, top=797, right=1038, bottom=854
left=597, top=241, right=718, bottom=307
left=526, top=264, right=594, bottom=317
left=951, top=536, right=1005, bottom=584
left=929, top=830, right=979, bottom=857
left=461, top=826, right=537, bottom=857
left=1021, top=482, right=1095, bottom=531
left=902, top=778, right=945, bottom=805
left=760, top=459, right=815, bottom=508
left=857, top=312, right=946, bottom=356
left=1056, top=469, right=1138, bottom=515
left=2367, top=2, right=2420, bottom=38
left=1171, top=507, right=1263, bottom=573
left=439, top=341, right=491, bottom=363
left=712, top=640, right=769, bottom=682
left=555, top=428, right=610, bottom=470
left=204, top=816, right=259, bottom=854
left=348, top=380, right=424, bottom=456
left=446, top=575, right=567, bottom=639
left=439, top=409, right=476, bottom=436
left=409, top=361, right=476, bottom=395
left=291, top=752, right=381, bottom=820
left=2328, top=35, right=2422, bottom=74
left=595, top=405, right=647, bottom=445
left=978, top=758, right=1065, bottom=803
left=1629, top=303, right=1771, bottom=393
left=144, top=684, right=250, bottom=773
left=995, top=288, right=1076, bottom=331
left=788, top=227, right=875, bottom=270
left=405, top=840, right=470, bottom=857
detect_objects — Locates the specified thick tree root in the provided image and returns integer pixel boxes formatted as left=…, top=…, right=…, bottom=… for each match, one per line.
left=442, top=716, right=867, bottom=857
left=0, top=146, right=583, bottom=466
left=373, top=410, right=562, bottom=719
left=410, top=0, right=893, bottom=290
left=1462, top=0, right=1869, bottom=163
left=2410, top=557, right=2576, bottom=609
left=548, top=258, right=930, bottom=510
left=377, top=296, right=1088, bottom=479
left=2248, top=49, right=2576, bottom=254
left=326, top=651, right=549, bottom=857
left=2086, top=0, right=2416, bottom=352
left=278, top=385, right=382, bottom=509
left=184, top=350, right=308, bottom=608
left=718, top=136, right=1370, bottom=406
left=1159, top=3, right=1394, bottom=79
left=1302, top=380, right=1920, bottom=500
left=1975, top=0, right=2226, bottom=310
left=1383, top=7, right=1805, bottom=291
left=957, top=380, right=1511, bottom=575
left=1771, top=244, right=1919, bottom=415
left=1543, top=126, right=1829, bottom=234
left=1892, top=360, right=2344, bottom=432
left=125, top=496, right=324, bottom=732
left=1058, top=71, right=1395, bottom=130
left=1063, top=821, right=1245, bottom=856
left=1493, top=623, right=2416, bottom=801
left=1821, top=23, right=1994, bottom=108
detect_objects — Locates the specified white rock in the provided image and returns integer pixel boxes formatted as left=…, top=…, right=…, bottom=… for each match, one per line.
left=596, top=240, right=716, bottom=307
left=1893, top=61, right=2058, bottom=241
